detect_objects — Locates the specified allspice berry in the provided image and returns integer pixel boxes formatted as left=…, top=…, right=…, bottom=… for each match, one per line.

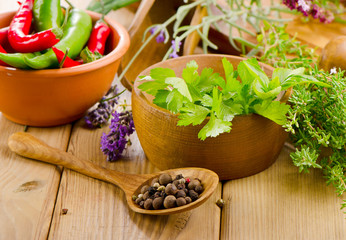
left=139, top=201, right=145, bottom=208
left=176, top=197, right=187, bottom=207
left=159, top=173, right=172, bottom=186
left=188, top=179, right=201, bottom=190
left=165, top=183, right=177, bottom=195
left=135, top=197, right=142, bottom=205
left=141, top=185, right=149, bottom=194
left=175, top=190, right=186, bottom=198
left=185, top=196, right=192, bottom=204
left=163, top=195, right=176, bottom=208
left=195, top=185, right=203, bottom=194
left=153, top=197, right=164, bottom=210
left=143, top=191, right=149, bottom=200
left=151, top=177, right=159, bottom=186
left=144, top=199, right=153, bottom=210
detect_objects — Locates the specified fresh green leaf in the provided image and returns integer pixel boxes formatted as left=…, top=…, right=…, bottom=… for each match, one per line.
left=177, top=103, right=210, bottom=126
left=237, top=58, right=269, bottom=86
left=198, top=115, right=232, bottom=140
left=196, top=68, right=215, bottom=92
left=153, top=90, right=169, bottom=109
left=222, top=57, right=234, bottom=82
left=253, top=76, right=282, bottom=100
left=182, top=60, right=199, bottom=84
left=166, top=89, right=185, bottom=114
left=165, top=77, right=193, bottom=102
left=281, top=74, right=330, bottom=89
left=201, top=94, right=213, bottom=107
left=254, top=101, right=290, bottom=125
left=137, top=81, right=168, bottom=95
left=150, top=68, right=176, bottom=82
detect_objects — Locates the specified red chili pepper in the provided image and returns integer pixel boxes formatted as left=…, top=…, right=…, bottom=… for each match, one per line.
left=0, top=27, right=9, bottom=45
left=8, top=0, right=62, bottom=53
left=0, top=44, right=10, bottom=67
left=52, top=47, right=82, bottom=68
left=87, top=18, right=111, bottom=55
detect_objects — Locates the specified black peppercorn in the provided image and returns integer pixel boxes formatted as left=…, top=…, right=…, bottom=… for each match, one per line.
left=174, top=174, right=184, bottom=180
left=175, top=190, right=186, bottom=198
left=189, top=190, right=199, bottom=201
left=148, top=186, right=156, bottom=195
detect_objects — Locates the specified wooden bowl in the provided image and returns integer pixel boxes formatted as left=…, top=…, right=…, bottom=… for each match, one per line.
left=132, top=54, right=289, bottom=180
left=0, top=11, right=130, bottom=127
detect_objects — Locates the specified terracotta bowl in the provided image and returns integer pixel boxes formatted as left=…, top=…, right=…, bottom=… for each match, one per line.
left=0, top=11, right=130, bottom=127
left=132, top=54, right=289, bottom=180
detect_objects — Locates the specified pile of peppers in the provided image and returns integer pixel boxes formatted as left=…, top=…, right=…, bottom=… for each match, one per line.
left=0, top=0, right=111, bottom=69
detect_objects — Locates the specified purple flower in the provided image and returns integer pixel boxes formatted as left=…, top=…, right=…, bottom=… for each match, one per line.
left=282, top=0, right=335, bottom=23
left=100, top=110, right=135, bottom=161
left=311, top=4, right=320, bottom=19
left=149, top=26, right=157, bottom=35
left=84, top=86, right=120, bottom=128
left=156, top=30, right=165, bottom=43
left=169, top=40, right=181, bottom=58
left=149, top=26, right=166, bottom=43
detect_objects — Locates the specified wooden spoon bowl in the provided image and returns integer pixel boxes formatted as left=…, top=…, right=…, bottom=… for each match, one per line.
left=8, top=132, right=219, bottom=215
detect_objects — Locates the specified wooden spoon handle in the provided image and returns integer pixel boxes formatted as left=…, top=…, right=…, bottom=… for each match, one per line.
left=7, top=132, right=136, bottom=191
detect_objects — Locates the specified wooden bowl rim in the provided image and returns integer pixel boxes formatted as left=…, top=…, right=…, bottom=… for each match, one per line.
left=0, top=11, right=130, bottom=76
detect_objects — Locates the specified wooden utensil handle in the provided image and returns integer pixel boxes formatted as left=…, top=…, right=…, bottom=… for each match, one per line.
left=7, top=132, right=131, bottom=191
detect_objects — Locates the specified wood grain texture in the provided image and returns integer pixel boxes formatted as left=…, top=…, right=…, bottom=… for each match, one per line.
left=221, top=146, right=346, bottom=240
left=0, top=113, right=71, bottom=240
left=48, top=88, right=222, bottom=239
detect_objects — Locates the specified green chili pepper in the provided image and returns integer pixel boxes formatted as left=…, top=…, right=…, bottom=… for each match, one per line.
left=33, top=0, right=64, bottom=32
left=24, top=8, right=92, bottom=69
left=0, top=52, right=36, bottom=69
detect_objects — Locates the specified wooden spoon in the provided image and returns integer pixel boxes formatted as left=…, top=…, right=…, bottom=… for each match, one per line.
left=7, top=132, right=219, bottom=215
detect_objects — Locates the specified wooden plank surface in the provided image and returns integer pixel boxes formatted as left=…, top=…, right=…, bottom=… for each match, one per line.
left=0, top=1, right=345, bottom=240
left=221, top=146, right=346, bottom=240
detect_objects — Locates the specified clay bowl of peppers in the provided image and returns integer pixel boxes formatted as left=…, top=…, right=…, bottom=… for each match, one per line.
left=132, top=54, right=289, bottom=180
left=0, top=10, right=130, bottom=127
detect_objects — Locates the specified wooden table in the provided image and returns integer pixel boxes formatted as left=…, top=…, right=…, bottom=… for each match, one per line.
left=0, top=1, right=345, bottom=239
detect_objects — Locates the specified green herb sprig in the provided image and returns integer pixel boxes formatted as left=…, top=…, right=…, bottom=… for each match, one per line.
left=284, top=68, right=346, bottom=196
left=138, top=57, right=328, bottom=140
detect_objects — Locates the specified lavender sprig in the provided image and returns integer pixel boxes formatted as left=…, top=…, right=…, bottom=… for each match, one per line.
left=84, top=86, right=123, bottom=128
left=100, top=110, right=135, bottom=161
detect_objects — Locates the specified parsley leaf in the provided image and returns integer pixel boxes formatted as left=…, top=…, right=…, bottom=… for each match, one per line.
left=178, top=103, right=210, bottom=126
left=253, top=100, right=290, bottom=125
left=198, top=114, right=232, bottom=140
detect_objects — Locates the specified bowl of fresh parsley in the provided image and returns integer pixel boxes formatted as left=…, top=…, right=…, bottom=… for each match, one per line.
left=132, top=54, right=327, bottom=180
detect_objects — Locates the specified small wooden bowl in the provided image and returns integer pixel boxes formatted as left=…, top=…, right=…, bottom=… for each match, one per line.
left=132, top=54, right=289, bottom=180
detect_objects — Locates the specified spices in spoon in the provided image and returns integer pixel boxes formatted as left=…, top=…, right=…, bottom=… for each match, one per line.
left=133, top=173, right=203, bottom=210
